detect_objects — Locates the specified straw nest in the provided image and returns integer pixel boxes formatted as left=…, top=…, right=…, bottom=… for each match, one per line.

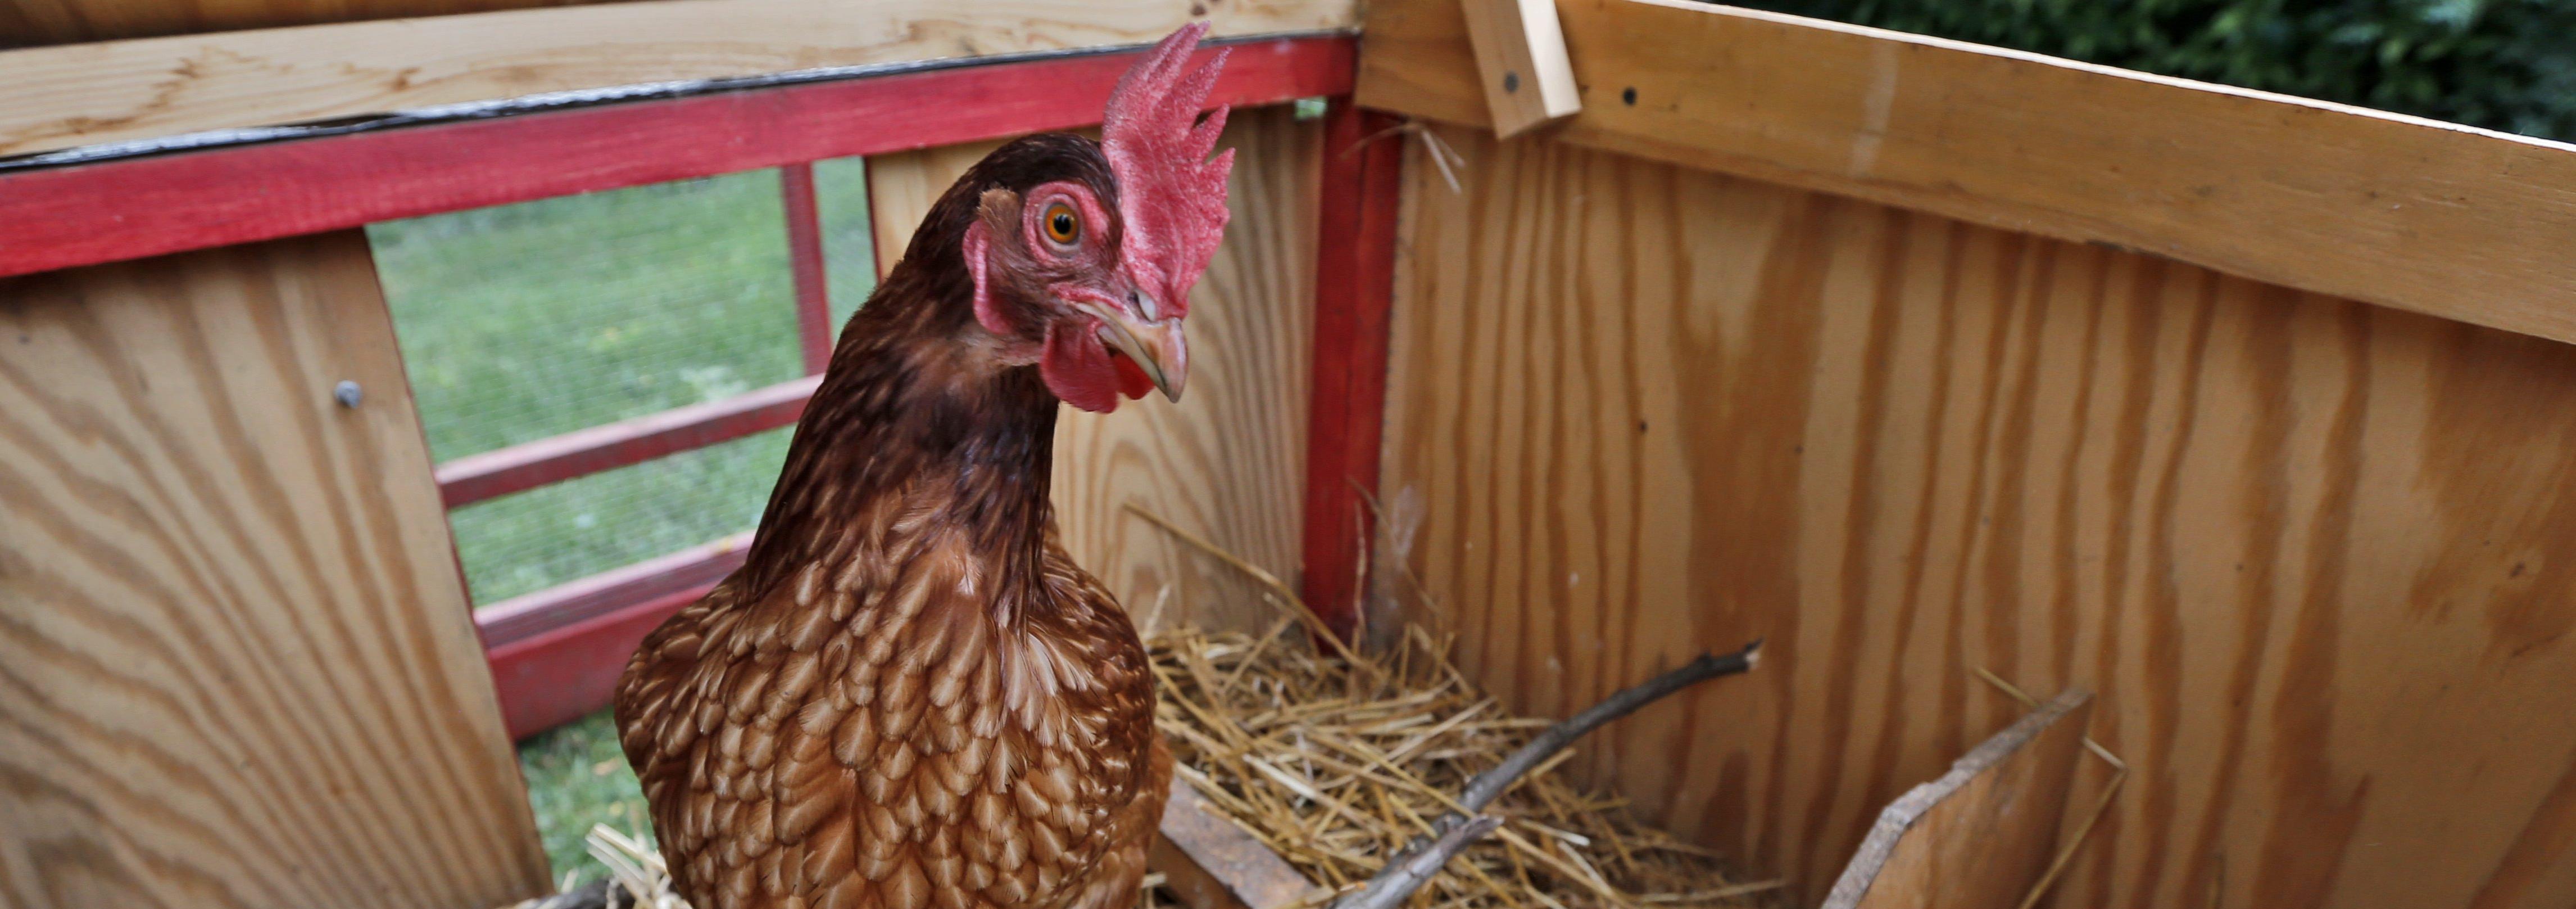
left=1144, top=620, right=1776, bottom=909
left=514, top=619, right=1774, bottom=909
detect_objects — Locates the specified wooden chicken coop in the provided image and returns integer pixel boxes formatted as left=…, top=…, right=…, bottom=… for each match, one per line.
left=4, top=0, right=2575, bottom=906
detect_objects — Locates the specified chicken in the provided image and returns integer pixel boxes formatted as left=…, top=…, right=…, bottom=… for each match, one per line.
left=611, top=25, right=1233, bottom=909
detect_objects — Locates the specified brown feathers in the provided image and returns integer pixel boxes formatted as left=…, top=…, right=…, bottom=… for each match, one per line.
left=613, top=28, right=1246, bottom=907
left=611, top=145, right=1171, bottom=909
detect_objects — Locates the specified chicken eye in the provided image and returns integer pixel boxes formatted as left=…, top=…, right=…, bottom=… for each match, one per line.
left=1042, top=203, right=1080, bottom=245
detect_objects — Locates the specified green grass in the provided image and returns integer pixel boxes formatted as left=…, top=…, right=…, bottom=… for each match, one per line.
left=513, top=710, right=654, bottom=877
left=366, top=160, right=874, bottom=878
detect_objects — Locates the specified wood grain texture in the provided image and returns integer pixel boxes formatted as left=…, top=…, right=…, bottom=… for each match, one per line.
left=1377, top=123, right=2576, bottom=909
left=1824, top=689, right=2091, bottom=909
left=0, top=0, right=600, bottom=48
left=0, top=232, right=549, bottom=908
left=1354, top=0, right=2576, bottom=348
left=0, top=0, right=1359, bottom=157
left=868, top=106, right=1318, bottom=634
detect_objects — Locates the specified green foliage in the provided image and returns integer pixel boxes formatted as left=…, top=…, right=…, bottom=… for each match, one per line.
left=1736, top=0, right=2576, bottom=140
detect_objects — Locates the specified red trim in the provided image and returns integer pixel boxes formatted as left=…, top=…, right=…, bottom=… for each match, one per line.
left=486, top=584, right=712, bottom=739
left=474, top=532, right=754, bottom=646
left=0, top=35, right=1354, bottom=279
left=781, top=162, right=837, bottom=374
left=1299, top=99, right=1405, bottom=639
left=478, top=534, right=752, bottom=739
left=436, top=376, right=818, bottom=508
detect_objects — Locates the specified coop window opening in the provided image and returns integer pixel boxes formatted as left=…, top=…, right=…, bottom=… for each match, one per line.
left=369, top=158, right=876, bottom=608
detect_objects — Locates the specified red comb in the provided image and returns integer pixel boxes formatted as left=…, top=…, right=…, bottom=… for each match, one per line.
left=1101, top=22, right=1233, bottom=320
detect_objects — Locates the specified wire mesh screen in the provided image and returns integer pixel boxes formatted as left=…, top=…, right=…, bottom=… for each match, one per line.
left=817, top=156, right=877, bottom=326
left=452, top=428, right=792, bottom=603
left=370, top=162, right=874, bottom=606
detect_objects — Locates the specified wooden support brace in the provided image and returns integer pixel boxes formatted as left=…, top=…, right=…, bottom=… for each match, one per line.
left=1824, top=688, right=2095, bottom=909
left=1153, top=781, right=1322, bottom=909
left=1456, top=0, right=1580, bottom=137
left=1300, top=97, right=1405, bottom=638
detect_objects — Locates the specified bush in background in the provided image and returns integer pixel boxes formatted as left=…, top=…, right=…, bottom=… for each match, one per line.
left=1737, top=0, right=2576, bottom=141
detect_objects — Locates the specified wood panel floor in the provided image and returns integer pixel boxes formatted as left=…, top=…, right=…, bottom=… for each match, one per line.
left=0, top=233, right=550, bottom=908
left=866, top=106, right=1319, bottom=634
left=1378, top=124, right=2576, bottom=909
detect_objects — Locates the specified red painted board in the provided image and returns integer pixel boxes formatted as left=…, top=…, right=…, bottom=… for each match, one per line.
left=0, top=35, right=1354, bottom=278
left=485, top=583, right=713, bottom=740
left=477, top=533, right=753, bottom=738
left=1299, top=98, right=1404, bottom=639
left=436, top=376, right=818, bottom=508
left=781, top=162, right=837, bottom=374
left=473, top=531, right=753, bottom=647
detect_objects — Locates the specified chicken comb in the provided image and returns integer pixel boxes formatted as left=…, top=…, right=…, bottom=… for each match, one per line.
left=1101, top=22, right=1233, bottom=320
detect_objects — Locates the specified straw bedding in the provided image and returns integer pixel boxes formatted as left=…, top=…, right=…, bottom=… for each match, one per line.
left=1142, top=620, right=1775, bottom=909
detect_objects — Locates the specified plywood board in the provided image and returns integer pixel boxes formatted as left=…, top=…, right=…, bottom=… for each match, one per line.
left=1377, top=124, right=2576, bottom=909
left=1824, top=689, right=2092, bottom=909
left=0, top=0, right=1360, bottom=156
left=0, top=232, right=550, bottom=908
left=867, top=106, right=1318, bottom=634
left=1354, top=0, right=2576, bottom=348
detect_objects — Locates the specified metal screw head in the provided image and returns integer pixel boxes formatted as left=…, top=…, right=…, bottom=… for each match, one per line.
left=1622, top=87, right=1639, bottom=106
left=1503, top=71, right=1520, bottom=93
left=333, top=380, right=363, bottom=408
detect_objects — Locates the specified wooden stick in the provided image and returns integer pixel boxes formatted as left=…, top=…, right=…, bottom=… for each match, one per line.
left=1459, top=642, right=1760, bottom=813
left=1327, top=640, right=1763, bottom=909
left=1329, top=815, right=1506, bottom=909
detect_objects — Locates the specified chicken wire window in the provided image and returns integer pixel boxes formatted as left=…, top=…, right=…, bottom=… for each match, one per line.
left=370, top=161, right=874, bottom=606
left=451, top=428, right=791, bottom=603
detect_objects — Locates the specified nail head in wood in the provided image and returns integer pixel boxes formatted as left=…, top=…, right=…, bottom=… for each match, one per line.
left=333, top=380, right=362, bottom=408
left=1457, top=0, right=1581, bottom=137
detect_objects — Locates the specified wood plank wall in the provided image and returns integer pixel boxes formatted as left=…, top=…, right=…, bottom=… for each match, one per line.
left=865, top=106, right=1319, bottom=634
left=0, top=232, right=551, bottom=908
left=1376, top=124, right=2576, bottom=909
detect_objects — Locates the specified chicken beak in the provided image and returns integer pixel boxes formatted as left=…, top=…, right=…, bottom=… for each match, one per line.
left=1081, top=302, right=1188, bottom=402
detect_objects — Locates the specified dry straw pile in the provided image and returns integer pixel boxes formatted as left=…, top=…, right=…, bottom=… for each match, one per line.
left=1145, top=620, right=1777, bottom=909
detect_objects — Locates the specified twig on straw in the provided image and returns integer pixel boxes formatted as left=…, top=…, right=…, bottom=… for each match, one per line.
left=1328, top=640, right=1765, bottom=909
left=1330, top=815, right=1506, bottom=909
left=1461, top=642, right=1761, bottom=813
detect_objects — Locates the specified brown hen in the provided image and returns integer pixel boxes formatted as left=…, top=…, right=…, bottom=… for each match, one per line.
left=613, top=26, right=1235, bottom=909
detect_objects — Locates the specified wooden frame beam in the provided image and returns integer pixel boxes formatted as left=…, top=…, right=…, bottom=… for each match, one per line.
left=1357, top=0, right=2576, bottom=346
left=782, top=162, right=838, bottom=375
left=436, top=376, right=819, bottom=508
left=0, top=0, right=1358, bottom=157
left=0, top=34, right=1356, bottom=278
left=478, top=534, right=752, bottom=738
left=1300, top=98, right=1407, bottom=638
